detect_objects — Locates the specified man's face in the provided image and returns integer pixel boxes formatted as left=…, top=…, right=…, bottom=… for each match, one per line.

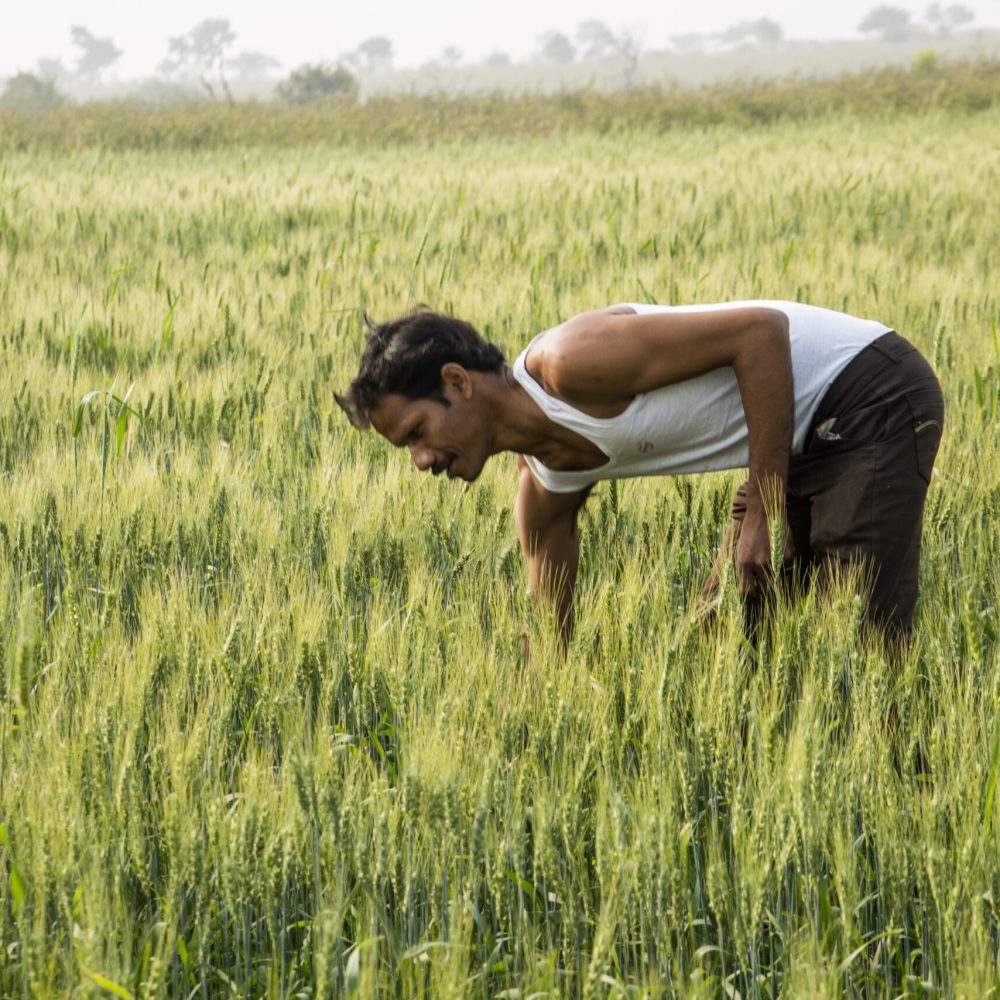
left=368, top=369, right=492, bottom=483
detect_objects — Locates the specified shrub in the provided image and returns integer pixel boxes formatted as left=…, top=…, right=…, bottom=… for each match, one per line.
left=275, top=63, right=358, bottom=104
left=0, top=72, right=66, bottom=109
left=911, top=48, right=940, bottom=74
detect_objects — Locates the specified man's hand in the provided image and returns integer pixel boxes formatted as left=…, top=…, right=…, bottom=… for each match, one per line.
left=736, top=507, right=772, bottom=596
left=698, top=480, right=795, bottom=624
left=735, top=500, right=794, bottom=597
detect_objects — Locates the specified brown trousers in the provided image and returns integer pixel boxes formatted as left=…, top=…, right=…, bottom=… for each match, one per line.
left=727, top=332, right=944, bottom=640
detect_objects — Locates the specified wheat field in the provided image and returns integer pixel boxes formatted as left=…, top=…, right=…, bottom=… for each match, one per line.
left=0, top=95, right=999, bottom=997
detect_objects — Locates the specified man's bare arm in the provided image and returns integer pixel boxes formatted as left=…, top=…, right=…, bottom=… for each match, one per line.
left=730, top=315, right=793, bottom=593
left=514, top=455, right=590, bottom=647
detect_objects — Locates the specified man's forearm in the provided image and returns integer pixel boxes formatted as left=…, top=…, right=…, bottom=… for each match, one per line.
left=524, top=529, right=580, bottom=647
left=730, top=314, right=794, bottom=590
left=733, top=315, right=794, bottom=516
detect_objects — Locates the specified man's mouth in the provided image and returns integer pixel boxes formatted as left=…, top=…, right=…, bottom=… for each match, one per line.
left=432, top=454, right=455, bottom=477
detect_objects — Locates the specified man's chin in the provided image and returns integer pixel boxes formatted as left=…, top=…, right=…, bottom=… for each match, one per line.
left=448, top=460, right=481, bottom=483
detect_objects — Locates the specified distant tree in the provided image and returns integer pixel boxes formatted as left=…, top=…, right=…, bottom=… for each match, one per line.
left=717, top=23, right=747, bottom=45
left=858, top=6, right=915, bottom=42
left=717, top=18, right=784, bottom=46
left=70, top=25, right=122, bottom=81
left=357, top=36, right=394, bottom=72
left=538, top=32, right=576, bottom=65
left=159, top=18, right=237, bottom=99
left=572, top=20, right=640, bottom=85
left=275, top=63, right=357, bottom=103
left=576, top=19, right=614, bottom=59
left=338, top=49, right=362, bottom=72
left=226, top=51, right=282, bottom=80
left=948, top=3, right=975, bottom=28
left=0, top=72, right=66, bottom=109
left=439, top=46, right=463, bottom=67
left=36, top=57, right=71, bottom=85
left=925, top=3, right=975, bottom=33
left=750, top=18, right=784, bottom=44
left=483, top=51, right=512, bottom=67
left=670, top=33, right=708, bottom=54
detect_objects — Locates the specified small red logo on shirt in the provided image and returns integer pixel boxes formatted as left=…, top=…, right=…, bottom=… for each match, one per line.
left=638, top=441, right=655, bottom=453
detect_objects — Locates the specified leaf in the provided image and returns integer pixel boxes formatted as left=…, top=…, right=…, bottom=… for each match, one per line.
left=73, top=390, right=103, bottom=438
left=114, top=383, right=140, bottom=457
left=115, top=406, right=128, bottom=457
left=678, top=820, right=695, bottom=854
left=984, top=715, right=1000, bottom=840
left=723, top=974, right=744, bottom=1000
left=344, top=945, right=360, bottom=996
left=503, top=869, right=543, bottom=904
left=781, top=239, right=795, bottom=278
left=0, top=822, right=26, bottom=913
left=598, top=973, right=629, bottom=993
left=177, top=933, right=192, bottom=979
left=79, top=963, right=134, bottom=1000
left=401, top=940, right=449, bottom=961
left=837, top=927, right=901, bottom=974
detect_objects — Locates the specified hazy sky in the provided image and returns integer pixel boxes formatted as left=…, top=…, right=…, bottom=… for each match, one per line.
left=6, top=0, right=1000, bottom=78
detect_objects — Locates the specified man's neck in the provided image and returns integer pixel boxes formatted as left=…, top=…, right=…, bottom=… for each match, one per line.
left=479, top=367, right=606, bottom=470
left=473, top=366, right=550, bottom=457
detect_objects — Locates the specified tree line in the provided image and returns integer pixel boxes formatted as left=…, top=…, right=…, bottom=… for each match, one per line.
left=1, top=5, right=981, bottom=110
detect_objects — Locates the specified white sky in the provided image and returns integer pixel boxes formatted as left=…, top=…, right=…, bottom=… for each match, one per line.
left=5, top=0, right=1000, bottom=78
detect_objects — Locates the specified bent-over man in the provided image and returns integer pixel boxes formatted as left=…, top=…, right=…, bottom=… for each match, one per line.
left=337, top=301, right=944, bottom=643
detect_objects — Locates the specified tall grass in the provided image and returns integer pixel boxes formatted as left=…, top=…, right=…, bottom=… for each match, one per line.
left=1, top=58, right=999, bottom=153
left=0, top=100, right=997, bottom=996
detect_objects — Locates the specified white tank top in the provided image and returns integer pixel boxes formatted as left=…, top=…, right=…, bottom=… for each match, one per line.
left=513, top=300, right=890, bottom=493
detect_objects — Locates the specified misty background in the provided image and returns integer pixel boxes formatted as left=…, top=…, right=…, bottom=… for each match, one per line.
left=4, top=0, right=1000, bottom=105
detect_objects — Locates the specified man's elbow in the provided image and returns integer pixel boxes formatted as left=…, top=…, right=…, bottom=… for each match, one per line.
left=740, top=309, right=790, bottom=367
left=755, top=307, right=789, bottom=344
left=769, top=309, right=790, bottom=350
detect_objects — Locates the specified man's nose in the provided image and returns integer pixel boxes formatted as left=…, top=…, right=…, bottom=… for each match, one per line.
left=409, top=444, right=436, bottom=471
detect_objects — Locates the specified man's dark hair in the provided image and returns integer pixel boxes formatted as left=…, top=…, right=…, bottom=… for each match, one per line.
left=336, top=309, right=505, bottom=429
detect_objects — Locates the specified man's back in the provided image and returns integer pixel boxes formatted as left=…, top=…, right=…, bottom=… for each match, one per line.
left=515, top=300, right=891, bottom=494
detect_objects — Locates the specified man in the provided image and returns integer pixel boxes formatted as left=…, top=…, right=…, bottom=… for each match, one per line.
left=336, top=302, right=943, bottom=644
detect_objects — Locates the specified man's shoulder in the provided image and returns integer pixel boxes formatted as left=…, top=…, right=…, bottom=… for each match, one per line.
left=526, top=304, right=648, bottom=396
left=530, top=312, right=609, bottom=373
left=527, top=310, right=634, bottom=404
left=539, top=305, right=638, bottom=353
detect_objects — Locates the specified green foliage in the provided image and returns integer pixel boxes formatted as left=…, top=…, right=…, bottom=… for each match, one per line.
left=0, top=82, right=997, bottom=997
left=276, top=63, right=359, bottom=105
left=912, top=47, right=941, bottom=74
left=0, top=58, right=998, bottom=150
left=0, top=72, right=65, bottom=110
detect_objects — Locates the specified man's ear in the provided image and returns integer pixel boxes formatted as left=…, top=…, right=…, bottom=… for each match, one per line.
left=334, top=391, right=370, bottom=429
left=440, top=363, right=472, bottom=399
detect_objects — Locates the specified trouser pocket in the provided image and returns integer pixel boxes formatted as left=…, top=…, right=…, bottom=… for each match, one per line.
left=905, top=384, right=944, bottom=485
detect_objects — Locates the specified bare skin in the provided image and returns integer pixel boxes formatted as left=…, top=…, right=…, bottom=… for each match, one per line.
left=369, top=304, right=794, bottom=646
